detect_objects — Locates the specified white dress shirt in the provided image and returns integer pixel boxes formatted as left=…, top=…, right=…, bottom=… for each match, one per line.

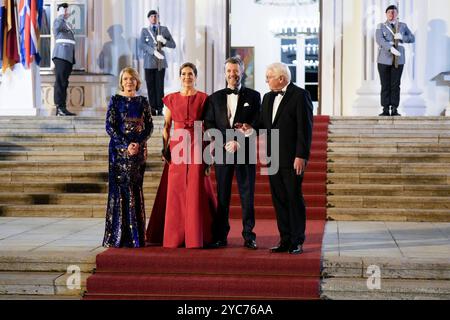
left=272, top=84, right=289, bottom=123
left=227, top=85, right=241, bottom=128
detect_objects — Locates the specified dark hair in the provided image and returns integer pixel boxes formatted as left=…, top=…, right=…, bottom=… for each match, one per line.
left=385, top=5, right=398, bottom=13
left=179, top=62, right=198, bottom=77
left=57, top=3, right=69, bottom=10
left=147, top=10, right=158, bottom=18
left=225, top=56, right=244, bottom=71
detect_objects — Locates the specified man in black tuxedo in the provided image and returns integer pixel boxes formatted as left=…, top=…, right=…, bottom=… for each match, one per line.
left=255, top=63, right=313, bottom=254
left=204, top=57, right=261, bottom=250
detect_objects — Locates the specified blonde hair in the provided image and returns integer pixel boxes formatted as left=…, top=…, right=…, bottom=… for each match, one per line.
left=118, top=67, right=142, bottom=92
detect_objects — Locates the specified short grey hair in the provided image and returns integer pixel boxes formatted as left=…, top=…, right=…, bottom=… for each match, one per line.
left=267, top=62, right=291, bottom=83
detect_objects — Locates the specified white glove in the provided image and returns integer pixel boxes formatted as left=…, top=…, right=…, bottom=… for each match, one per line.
left=394, top=33, right=403, bottom=40
left=156, top=35, right=167, bottom=45
left=154, top=51, right=165, bottom=60
left=390, top=47, right=401, bottom=57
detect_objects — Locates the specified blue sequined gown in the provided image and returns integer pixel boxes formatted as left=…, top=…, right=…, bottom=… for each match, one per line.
left=102, top=95, right=153, bottom=248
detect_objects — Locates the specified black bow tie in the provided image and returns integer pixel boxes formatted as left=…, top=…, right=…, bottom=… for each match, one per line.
left=225, top=88, right=239, bottom=95
left=271, top=91, right=285, bottom=97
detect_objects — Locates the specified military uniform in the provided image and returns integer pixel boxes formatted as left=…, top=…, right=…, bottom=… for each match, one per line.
left=376, top=20, right=415, bottom=116
left=139, top=24, right=176, bottom=115
left=52, top=8, right=76, bottom=116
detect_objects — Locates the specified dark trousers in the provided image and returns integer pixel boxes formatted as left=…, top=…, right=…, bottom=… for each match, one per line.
left=269, top=168, right=306, bottom=246
left=378, top=63, right=404, bottom=108
left=213, top=164, right=256, bottom=242
left=145, top=68, right=165, bottom=112
left=53, top=58, right=73, bottom=107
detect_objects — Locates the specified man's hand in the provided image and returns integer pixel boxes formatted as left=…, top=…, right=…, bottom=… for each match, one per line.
left=294, top=158, right=306, bottom=176
left=390, top=47, right=401, bottom=57
left=156, top=35, right=167, bottom=45
left=235, top=123, right=255, bottom=137
left=128, top=143, right=140, bottom=156
left=154, top=51, right=165, bottom=60
left=394, top=33, right=403, bottom=41
left=225, top=141, right=240, bottom=154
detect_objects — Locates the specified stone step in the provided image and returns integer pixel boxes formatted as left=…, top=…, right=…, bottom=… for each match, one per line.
left=0, top=205, right=115, bottom=218
left=327, top=208, right=450, bottom=222
left=0, top=251, right=96, bottom=273
left=0, top=142, right=164, bottom=151
left=0, top=151, right=167, bottom=161
left=0, top=271, right=88, bottom=297
left=321, top=278, right=450, bottom=300
left=327, top=184, right=450, bottom=197
left=329, top=128, right=450, bottom=134
left=328, top=133, right=450, bottom=143
left=329, top=124, right=450, bottom=130
left=327, top=196, right=450, bottom=210
left=322, top=257, right=450, bottom=280
left=0, top=134, right=162, bottom=143
left=327, top=163, right=450, bottom=174
left=329, top=116, right=450, bottom=124
left=0, top=182, right=160, bottom=193
left=0, top=193, right=155, bottom=205
left=328, top=143, right=450, bottom=153
left=0, top=169, right=165, bottom=184
left=328, top=153, right=450, bottom=163
left=327, top=173, right=450, bottom=185
left=0, top=160, right=165, bottom=171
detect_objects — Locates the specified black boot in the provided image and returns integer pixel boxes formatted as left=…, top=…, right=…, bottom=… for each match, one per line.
left=379, top=107, right=390, bottom=116
left=391, top=107, right=401, bottom=116
left=56, top=105, right=76, bottom=116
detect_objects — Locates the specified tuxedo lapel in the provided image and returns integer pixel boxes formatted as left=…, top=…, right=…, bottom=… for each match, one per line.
left=265, top=94, right=275, bottom=129
left=272, top=84, right=294, bottom=128
left=218, top=91, right=230, bottom=129
left=233, top=88, right=246, bottom=126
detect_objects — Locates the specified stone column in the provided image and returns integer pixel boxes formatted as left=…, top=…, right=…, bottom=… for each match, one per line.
left=352, top=0, right=426, bottom=116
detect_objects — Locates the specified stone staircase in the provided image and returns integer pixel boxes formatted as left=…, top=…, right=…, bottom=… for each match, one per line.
left=0, top=117, right=165, bottom=219
left=0, top=117, right=163, bottom=299
left=326, top=117, right=450, bottom=222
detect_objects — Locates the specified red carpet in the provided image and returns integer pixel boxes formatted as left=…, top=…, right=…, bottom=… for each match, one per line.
left=84, top=116, right=329, bottom=300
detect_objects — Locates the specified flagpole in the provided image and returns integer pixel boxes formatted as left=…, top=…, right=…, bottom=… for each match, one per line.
left=13, top=0, right=21, bottom=64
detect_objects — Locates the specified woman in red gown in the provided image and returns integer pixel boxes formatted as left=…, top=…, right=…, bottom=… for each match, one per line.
left=146, top=62, right=217, bottom=248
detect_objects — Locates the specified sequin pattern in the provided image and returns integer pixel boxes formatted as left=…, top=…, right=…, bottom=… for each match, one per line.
left=102, top=95, right=153, bottom=248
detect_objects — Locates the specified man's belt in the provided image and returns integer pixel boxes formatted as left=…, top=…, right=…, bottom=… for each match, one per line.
left=56, top=39, right=76, bottom=45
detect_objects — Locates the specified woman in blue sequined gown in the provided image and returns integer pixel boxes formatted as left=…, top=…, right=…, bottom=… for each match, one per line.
left=102, top=67, right=153, bottom=248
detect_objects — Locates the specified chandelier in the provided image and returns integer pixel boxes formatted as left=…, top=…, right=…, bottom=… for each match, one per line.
left=269, top=18, right=320, bottom=39
left=255, top=0, right=318, bottom=5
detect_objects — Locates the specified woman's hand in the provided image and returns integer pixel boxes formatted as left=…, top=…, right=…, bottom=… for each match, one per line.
left=128, top=143, right=140, bottom=156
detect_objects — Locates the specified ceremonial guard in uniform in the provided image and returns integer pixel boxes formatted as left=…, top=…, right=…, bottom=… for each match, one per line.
left=52, top=2, right=76, bottom=116
left=376, top=5, right=415, bottom=116
left=139, top=10, right=176, bottom=116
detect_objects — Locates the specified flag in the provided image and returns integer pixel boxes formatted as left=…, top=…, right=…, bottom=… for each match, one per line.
left=18, top=0, right=43, bottom=68
left=0, top=0, right=5, bottom=65
left=2, top=0, right=20, bottom=72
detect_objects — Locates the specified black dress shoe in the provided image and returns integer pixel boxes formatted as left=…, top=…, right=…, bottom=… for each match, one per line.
left=391, top=108, right=401, bottom=116
left=379, top=108, right=390, bottom=116
left=56, top=106, right=76, bottom=116
left=288, top=244, right=304, bottom=255
left=244, top=239, right=257, bottom=250
left=270, top=243, right=290, bottom=253
left=205, top=240, right=227, bottom=249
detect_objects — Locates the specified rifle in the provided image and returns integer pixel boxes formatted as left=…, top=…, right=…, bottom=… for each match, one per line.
left=394, top=2, right=400, bottom=69
left=156, top=6, right=162, bottom=71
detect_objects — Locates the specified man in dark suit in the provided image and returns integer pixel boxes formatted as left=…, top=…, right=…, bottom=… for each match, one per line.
left=204, top=57, right=261, bottom=250
left=139, top=10, right=176, bottom=116
left=256, top=63, right=313, bottom=254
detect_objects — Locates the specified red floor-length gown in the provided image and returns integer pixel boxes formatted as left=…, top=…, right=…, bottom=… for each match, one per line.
left=146, top=91, right=217, bottom=248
